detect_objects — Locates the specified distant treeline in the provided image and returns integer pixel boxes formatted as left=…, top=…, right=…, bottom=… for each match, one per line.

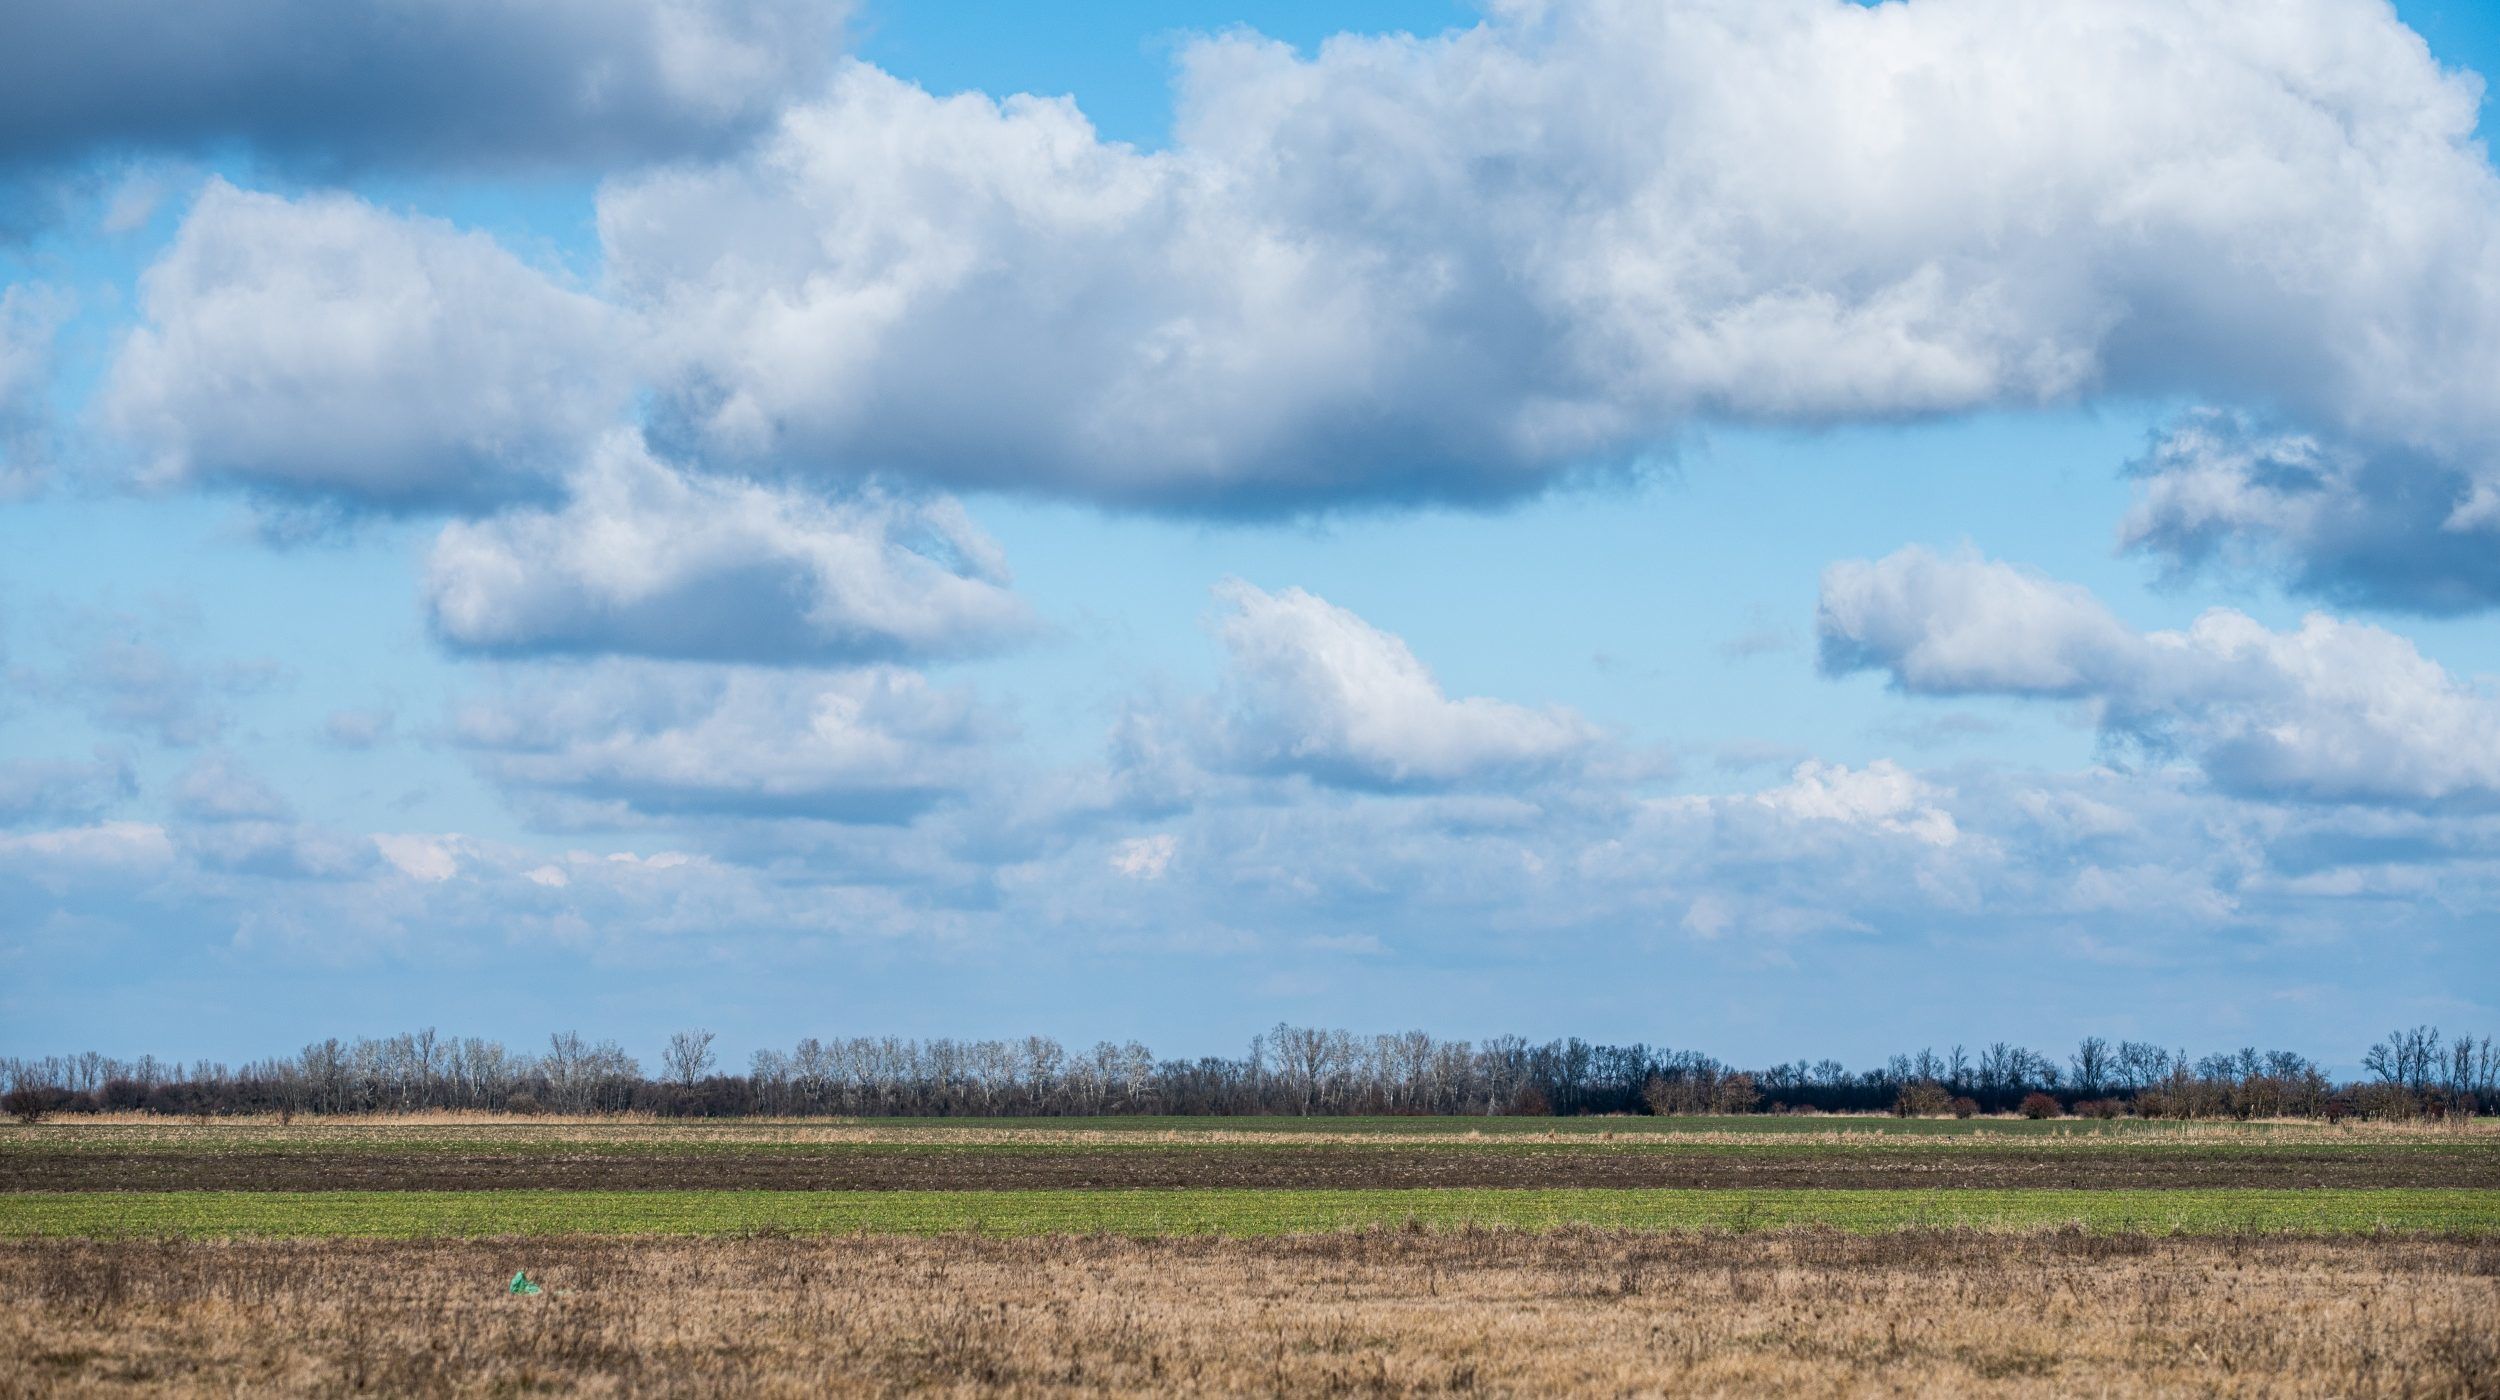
left=5, top=1024, right=2495, bottom=1122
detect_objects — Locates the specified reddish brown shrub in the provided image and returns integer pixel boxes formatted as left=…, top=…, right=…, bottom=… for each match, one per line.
left=2018, top=1092, right=2063, bottom=1120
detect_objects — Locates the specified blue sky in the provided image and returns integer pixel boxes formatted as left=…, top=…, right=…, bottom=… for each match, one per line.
left=5, top=0, right=2500, bottom=1074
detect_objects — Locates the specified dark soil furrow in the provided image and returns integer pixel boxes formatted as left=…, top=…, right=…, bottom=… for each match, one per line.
left=7, top=1146, right=2494, bottom=1192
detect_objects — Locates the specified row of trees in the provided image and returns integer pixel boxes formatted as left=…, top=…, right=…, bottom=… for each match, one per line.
left=5, top=1025, right=2494, bottom=1121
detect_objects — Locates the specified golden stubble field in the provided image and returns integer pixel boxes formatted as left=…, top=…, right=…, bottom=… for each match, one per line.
left=4, top=1228, right=2496, bottom=1398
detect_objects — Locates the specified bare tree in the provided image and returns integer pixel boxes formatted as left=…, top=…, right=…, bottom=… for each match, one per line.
left=663, top=1028, right=718, bottom=1088
left=8, top=1021, right=2490, bottom=1120
left=2070, top=1037, right=2112, bottom=1096
left=2363, top=1026, right=2442, bottom=1094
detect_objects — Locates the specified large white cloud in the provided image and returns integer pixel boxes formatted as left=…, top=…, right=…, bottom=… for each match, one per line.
left=425, top=432, right=1030, bottom=663
left=94, top=0, right=2500, bottom=619
left=0, top=0, right=848, bottom=178
left=453, top=661, right=997, bottom=823
left=104, top=183, right=630, bottom=510
left=1820, top=545, right=2500, bottom=806
left=585, top=0, right=2500, bottom=528
left=1205, top=579, right=1599, bottom=789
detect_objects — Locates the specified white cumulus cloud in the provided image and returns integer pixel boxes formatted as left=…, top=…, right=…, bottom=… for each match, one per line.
left=425, top=432, right=1030, bottom=663
left=105, top=183, right=630, bottom=510
left=586, top=0, right=2500, bottom=534
left=86, top=0, right=2500, bottom=618
left=1819, top=546, right=2135, bottom=696
left=1207, top=579, right=1599, bottom=789
left=1820, top=545, right=2500, bottom=806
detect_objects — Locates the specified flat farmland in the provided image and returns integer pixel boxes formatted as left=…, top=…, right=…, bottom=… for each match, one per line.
left=4, top=1116, right=2495, bottom=1395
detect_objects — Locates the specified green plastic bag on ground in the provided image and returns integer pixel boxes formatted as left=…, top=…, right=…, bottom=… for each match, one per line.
left=508, top=1270, right=542, bottom=1296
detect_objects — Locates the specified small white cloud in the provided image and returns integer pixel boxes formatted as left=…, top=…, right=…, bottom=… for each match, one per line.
left=1111, top=833, right=1176, bottom=880
left=1819, top=546, right=2133, bottom=696
left=1682, top=893, right=1733, bottom=940
left=374, top=833, right=460, bottom=882
left=1208, top=579, right=1598, bottom=789
left=0, top=820, right=174, bottom=869
left=1753, top=760, right=1959, bottom=848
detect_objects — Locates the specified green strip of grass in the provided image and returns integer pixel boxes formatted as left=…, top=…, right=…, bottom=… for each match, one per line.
left=2, top=1189, right=2492, bottom=1240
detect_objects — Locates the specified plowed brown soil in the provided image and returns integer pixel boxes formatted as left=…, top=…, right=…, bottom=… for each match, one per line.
left=7, top=1144, right=2495, bottom=1191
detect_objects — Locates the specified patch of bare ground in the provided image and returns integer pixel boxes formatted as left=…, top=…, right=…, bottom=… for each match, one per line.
left=2, top=1229, right=2495, bottom=1397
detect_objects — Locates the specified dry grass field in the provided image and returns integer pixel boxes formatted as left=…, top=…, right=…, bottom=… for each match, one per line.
left=4, top=1229, right=2496, bottom=1397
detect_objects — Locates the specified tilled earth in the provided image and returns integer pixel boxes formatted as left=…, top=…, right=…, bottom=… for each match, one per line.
left=8, top=1145, right=2495, bottom=1191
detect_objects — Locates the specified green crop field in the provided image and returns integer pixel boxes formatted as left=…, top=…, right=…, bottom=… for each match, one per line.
left=5, top=1187, right=2495, bottom=1240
